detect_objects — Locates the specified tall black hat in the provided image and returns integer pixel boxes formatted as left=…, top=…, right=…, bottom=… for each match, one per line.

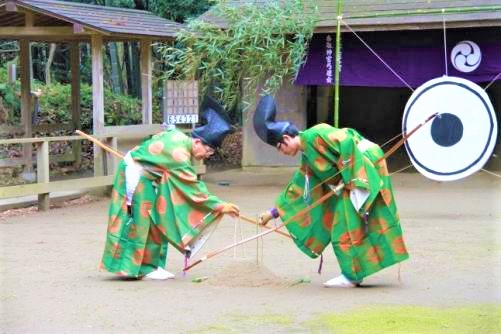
left=192, top=96, right=232, bottom=148
left=253, top=95, right=298, bottom=147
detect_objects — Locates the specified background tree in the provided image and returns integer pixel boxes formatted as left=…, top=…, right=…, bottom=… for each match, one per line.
left=0, top=0, right=218, bottom=127
left=152, top=0, right=212, bottom=23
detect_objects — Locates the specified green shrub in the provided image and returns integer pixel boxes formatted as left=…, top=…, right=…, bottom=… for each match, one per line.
left=36, top=82, right=144, bottom=131
left=36, top=81, right=72, bottom=124
left=0, top=65, right=21, bottom=124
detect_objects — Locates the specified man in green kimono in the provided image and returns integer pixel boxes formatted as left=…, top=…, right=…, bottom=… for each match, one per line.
left=255, top=95, right=409, bottom=288
left=100, top=97, right=239, bottom=280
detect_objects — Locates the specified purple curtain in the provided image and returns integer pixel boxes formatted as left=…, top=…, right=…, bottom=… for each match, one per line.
left=295, top=28, right=501, bottom=88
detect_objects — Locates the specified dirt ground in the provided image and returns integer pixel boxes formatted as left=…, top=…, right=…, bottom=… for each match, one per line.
left=1, top=168, right=500, bottom=333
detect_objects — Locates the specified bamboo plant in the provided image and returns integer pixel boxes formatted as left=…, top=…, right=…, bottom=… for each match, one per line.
left=158, top=0, right=318, bottom=114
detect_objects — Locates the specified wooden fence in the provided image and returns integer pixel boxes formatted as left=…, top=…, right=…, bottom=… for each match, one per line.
left=0, top=123, right=77, bottom=168
left=0, top=127, right=205, bottom=211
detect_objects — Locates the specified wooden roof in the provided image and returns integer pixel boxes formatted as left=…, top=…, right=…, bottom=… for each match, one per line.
left=200, top=0, right=501, bottom=32
left=0, top=0, right=183, bottom=41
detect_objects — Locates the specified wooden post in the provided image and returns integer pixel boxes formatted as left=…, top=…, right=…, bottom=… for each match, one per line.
left=7, top=63, right=16, bottom=84
left=140, top=38, right=152, bottom=124
left=70, top=42, right=82, bottom=168
left=20, top=39, right=33, bottom=175
left=24, top=11, right=34, bottom=27
left=36, top=141, right=50, bottom=211
left=106, top=137, right=119, bottom=175
left=91, top=35, right=105, bottom=177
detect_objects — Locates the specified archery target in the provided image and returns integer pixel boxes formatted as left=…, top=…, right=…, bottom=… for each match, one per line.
left=403, top=76, right=498, bottom=181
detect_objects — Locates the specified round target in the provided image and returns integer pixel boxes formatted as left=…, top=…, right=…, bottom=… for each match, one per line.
left=403, top=76, right=498, bottom=181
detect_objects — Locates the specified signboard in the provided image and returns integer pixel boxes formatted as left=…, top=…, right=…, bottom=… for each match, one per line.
left=163, top=80, right=199, bottom=124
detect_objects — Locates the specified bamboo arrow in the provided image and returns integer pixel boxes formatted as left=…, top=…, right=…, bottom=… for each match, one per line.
left=75, top=130, right=124, bottom=159
left=183, top=112, right=438, bottom=271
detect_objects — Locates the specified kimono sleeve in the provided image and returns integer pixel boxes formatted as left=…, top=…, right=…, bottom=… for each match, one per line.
left=167, top=164, right=225, bottom=211
left=152, top=163, right=226, bottom=252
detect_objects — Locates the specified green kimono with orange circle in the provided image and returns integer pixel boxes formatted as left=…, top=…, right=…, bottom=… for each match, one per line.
left=100, top=128, right=224, bottom=278
left=275, top=124, right=409, bottom=281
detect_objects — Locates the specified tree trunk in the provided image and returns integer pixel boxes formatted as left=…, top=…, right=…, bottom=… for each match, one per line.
left=130, top=42, right=141, bottom=98
left=124, top=41, right=132, bottom=96
left=107, top=42, right=122, bottom=94
left=31, top=45, right=42, bottom=81
left=133, top=0, right=145, bottom=10
left=45, top=43, right=56, bottom=85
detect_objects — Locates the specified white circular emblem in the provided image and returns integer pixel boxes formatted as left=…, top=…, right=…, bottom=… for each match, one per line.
left=450, top=41, right=482, bottom=73
left=403, top=76, right=498, bottom=181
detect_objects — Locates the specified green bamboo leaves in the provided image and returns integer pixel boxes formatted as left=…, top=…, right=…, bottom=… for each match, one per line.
left=158, top=0, right=317, bottom=113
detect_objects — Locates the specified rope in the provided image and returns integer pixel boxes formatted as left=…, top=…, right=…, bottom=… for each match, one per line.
left=442, top=10, right=449, bottom=76
left=233, top=217, right=247, bottom=259
left=380, top=132, right=404, bottom=149
left=481, top=169, right=501, bottom=178
left=256, top=216, right=259, bottom=264
left=484, top=72, right=501, bottom=90
left=260, top=225, right=264, bottom=264
left=233, top=216, right=238, bottom=258
left=390, top=164, right=413, bottom=176
left=256, top=217, right=264, bottom=265
left=342, top=20, right=414, bottom=91
left=240, top=217, right=246, bottom=258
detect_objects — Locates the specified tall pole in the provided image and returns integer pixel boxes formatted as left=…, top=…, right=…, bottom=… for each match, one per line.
left=333, top=0, right=343, bottom=128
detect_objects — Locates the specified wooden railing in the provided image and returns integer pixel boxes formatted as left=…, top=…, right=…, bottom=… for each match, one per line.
left=0, top=126, right=205, bottom=211
left=0, top=123, right=78, bottom=168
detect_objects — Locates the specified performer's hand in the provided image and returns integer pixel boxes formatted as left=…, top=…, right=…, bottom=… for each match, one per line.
left=220, top=202, right=240, bottom=217
left=258, top=210, right=274, bottom=226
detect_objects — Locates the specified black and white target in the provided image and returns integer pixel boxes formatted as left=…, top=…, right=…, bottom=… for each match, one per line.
left=403, top=76, right=498, bottom=181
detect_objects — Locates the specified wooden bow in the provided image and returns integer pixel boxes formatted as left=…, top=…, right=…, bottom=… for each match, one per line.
left=183, top=113, right=438, bottom=271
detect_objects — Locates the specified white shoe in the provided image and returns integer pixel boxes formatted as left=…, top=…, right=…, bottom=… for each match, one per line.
left=144, top=267, right=175, bottom=280
left=323, top=274, right=361, bottom=288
